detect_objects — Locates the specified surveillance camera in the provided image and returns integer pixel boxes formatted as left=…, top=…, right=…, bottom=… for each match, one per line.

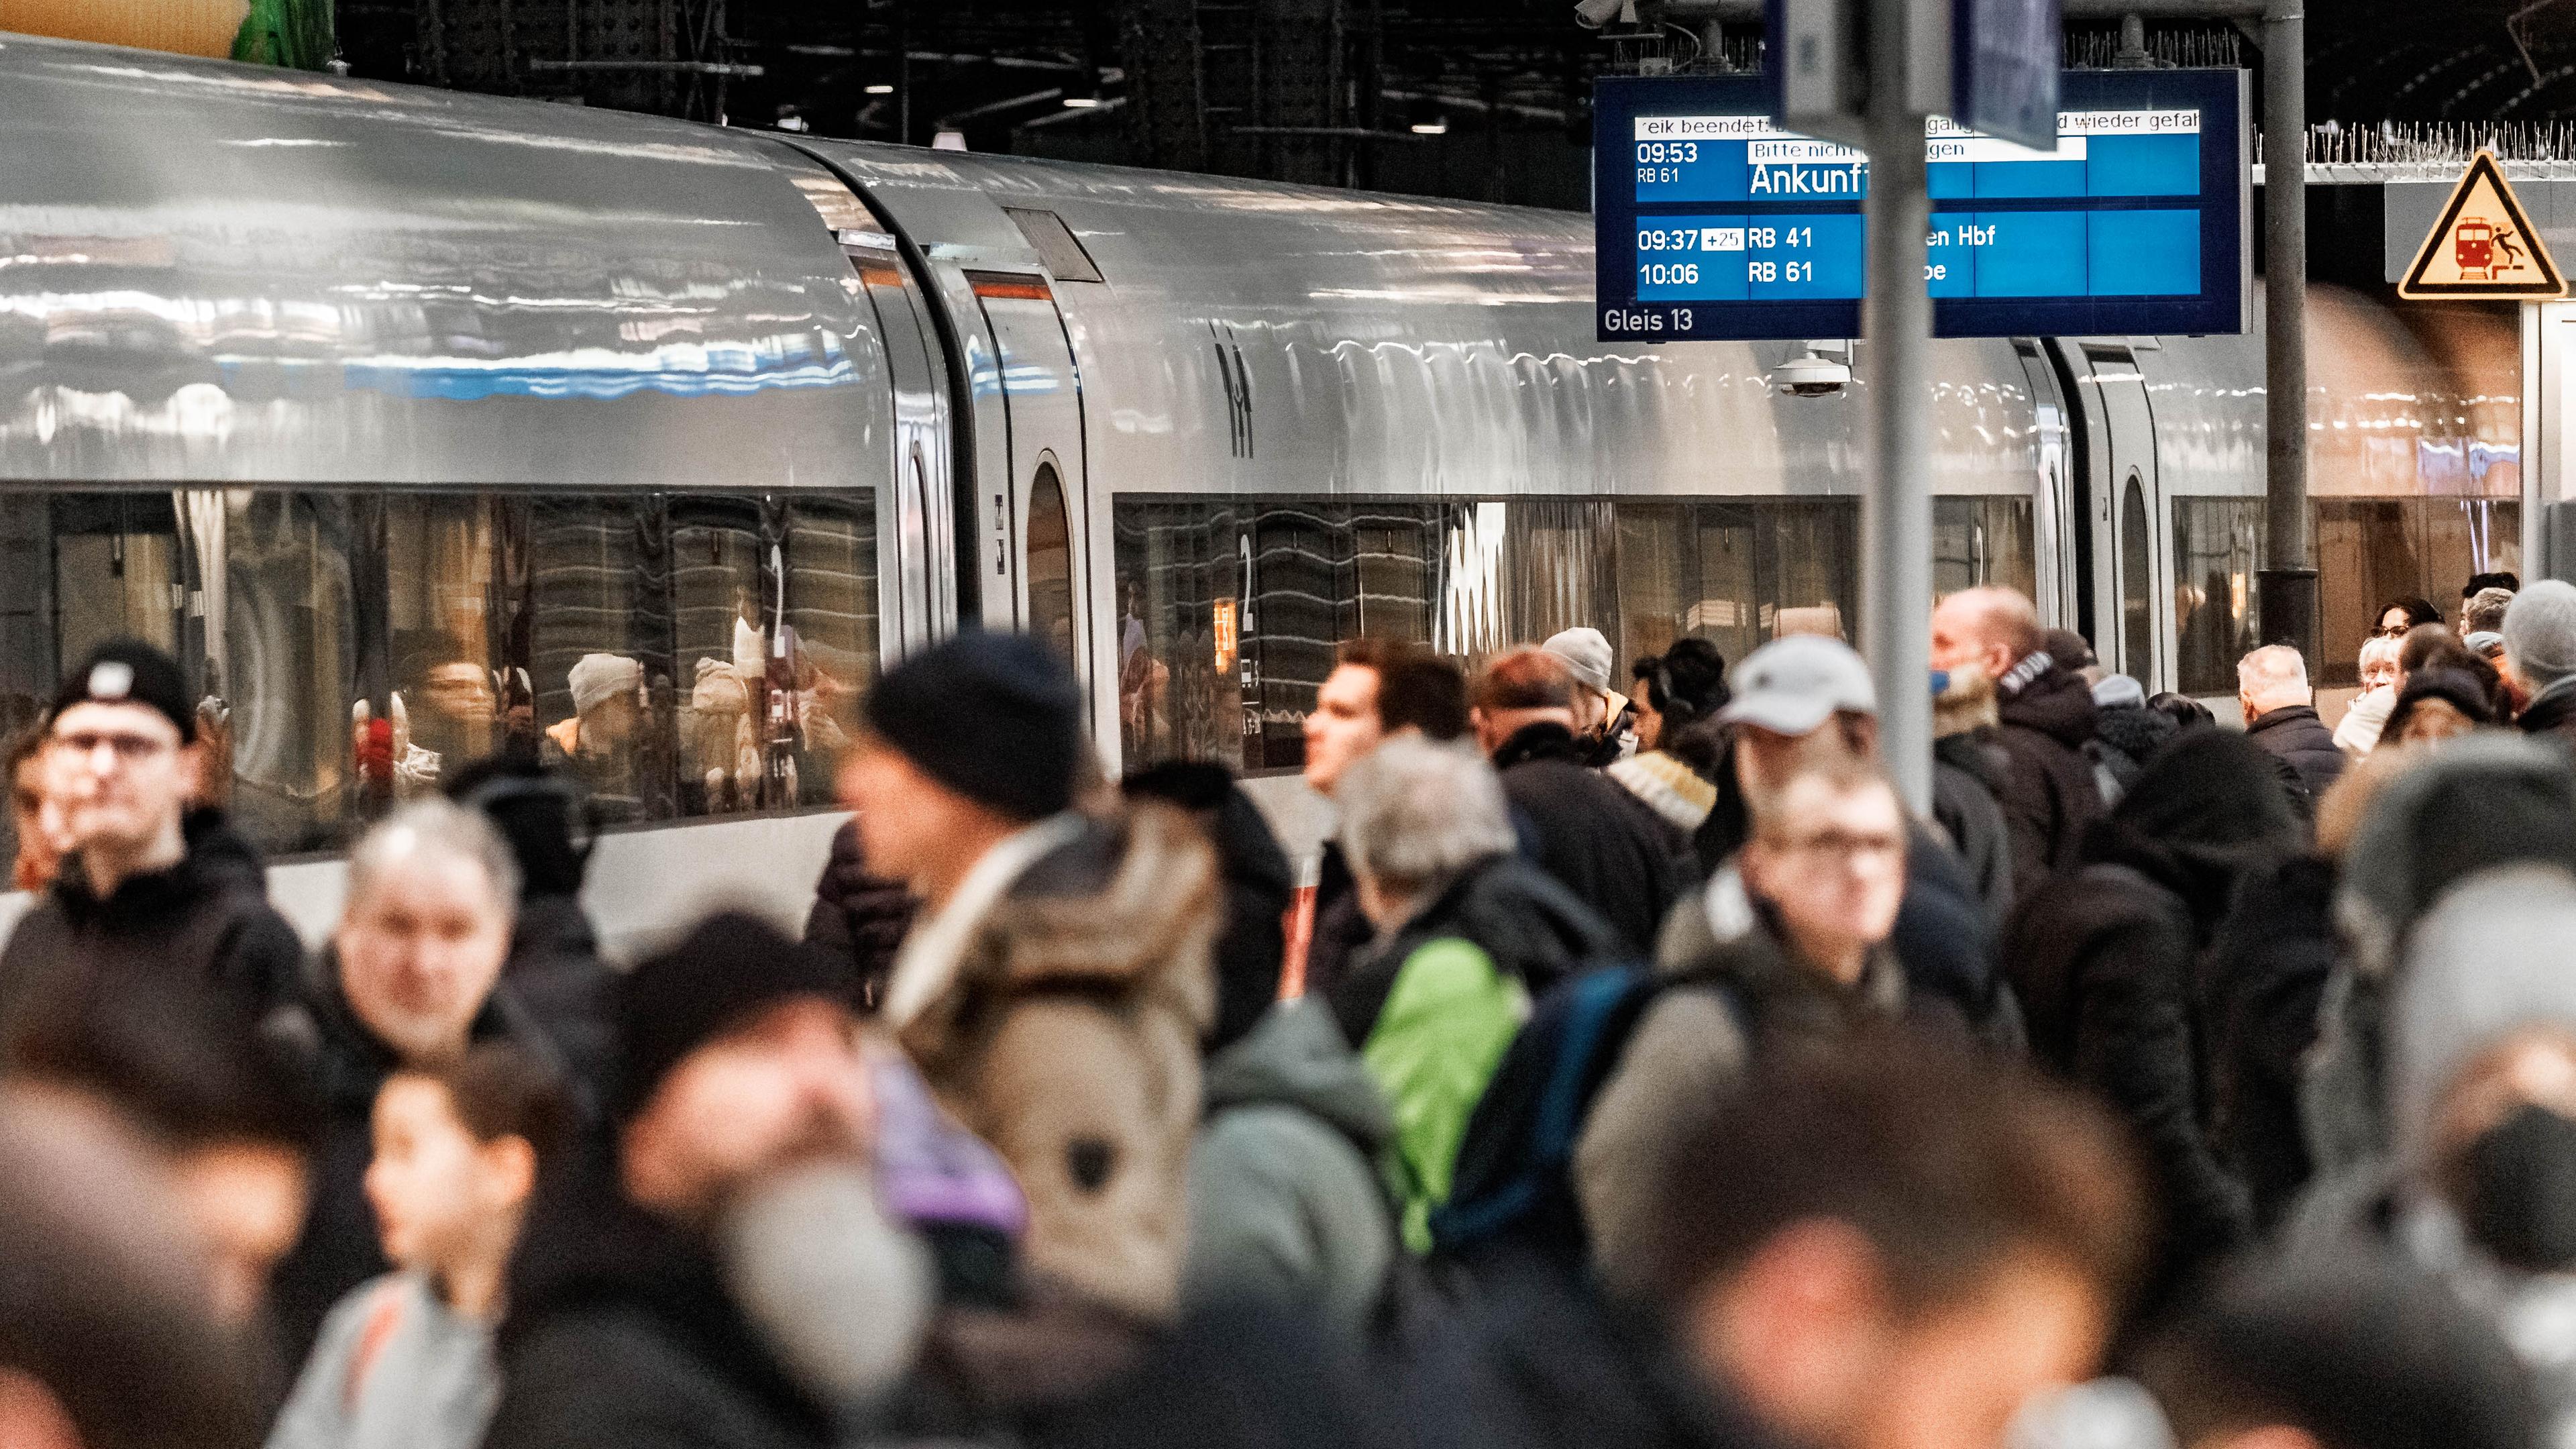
left=1574, top=0, right=1638, bottom=28
left=1774, top=352, right=1852, bottom=396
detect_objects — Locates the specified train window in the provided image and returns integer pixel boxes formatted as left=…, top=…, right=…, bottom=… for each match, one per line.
left=1932, top=497, right=2037, bottom=602
left=2312, top=497, right=2520, bottom=687
left=383, top=494, right=517, bottom=798
left=1112, top=494, right=1860, bottom=773
left=2120, top=476, right=2153, bottom=682
left=1000, top=207, right=1105, bottom=284
left=782, top=498, right=879, bottom=807
left=1028, top=464, right=1077, bottom=665
left=0, top=486, right=888, bottom=876
left=224, top=493, right=360, bottom=853
left=669, top=496, right=771, bottom=816
left=531, top=496, right=674, bottom=826
left=2171, top=497, right=2263, bottom=696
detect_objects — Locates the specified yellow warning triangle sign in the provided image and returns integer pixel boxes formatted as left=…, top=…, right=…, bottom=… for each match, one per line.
left=2400, top=150, right=2567, bottom=299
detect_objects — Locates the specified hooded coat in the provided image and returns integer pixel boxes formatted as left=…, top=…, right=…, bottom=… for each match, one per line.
left=2001, top=729, right=2302, bottom=1290
left=1490, top=721, right=1688, bottom=957
left=1992, top=655, right=2106, bottom=901
left=2087, top=699, right=2180, bottom=806
left=0, top=808, right=303, bottom=1049
left=1183, top=999, right=1398, bottom=1336
left=1576, top=868, right=1908, bottom=1296
left=897, top=806, right=1218, bottom=1322
left=2285, top=867, right=2576, bottom=1449
left=2302, top=735, right=2576, bottom=1179
left=2200, top=853, right=2339, bottom=1231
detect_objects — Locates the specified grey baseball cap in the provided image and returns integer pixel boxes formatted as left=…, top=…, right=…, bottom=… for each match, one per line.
left=1718, top=634, right=1877, bottom=737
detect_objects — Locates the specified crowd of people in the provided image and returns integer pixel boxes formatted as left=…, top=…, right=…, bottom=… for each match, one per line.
left=7, top=569, right=2576, bottom=1449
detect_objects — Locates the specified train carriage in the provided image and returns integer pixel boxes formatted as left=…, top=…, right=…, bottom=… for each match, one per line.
left=0, top=32, right=2517, bottom=951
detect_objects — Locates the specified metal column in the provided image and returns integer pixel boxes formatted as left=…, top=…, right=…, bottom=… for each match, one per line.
left=1861, top=0, right=1934, bottom=814
left=2255, top=0, right=2314, bottom=654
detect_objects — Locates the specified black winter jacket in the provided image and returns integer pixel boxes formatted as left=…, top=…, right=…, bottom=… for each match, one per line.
left=1395, top=1248, right=1782, bottom=1449
left=1492, top=722, right=1688, bottom=957
left=2519, top=676, right=2576, bottom=748
left=2246, top=704, right=2346, bottom=807
left=1329, top=853, right=1618, bottom=1050
left=508, top=892, right=614, bottom=1110
left=1305, top=842, right=1373, bottom=1008
left=803, top=819, right=916, bottom=1012
left=486, top=1150, right=839, bottom=1449
left=266, top=966, right=594, bottom=1363
left=1992, top=657, right=2106, bottom=901
left=2200, top=854, right=2338, bottom=1231
left=0, top=809, right=303, bottom=1048
left=1999, top=730, right=2300, bottom=1303
left=1931, top=729, right=2015, bottom=926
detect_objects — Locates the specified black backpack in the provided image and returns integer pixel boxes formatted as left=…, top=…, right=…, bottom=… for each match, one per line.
left=1429, top=962, right=1741, bottom=1274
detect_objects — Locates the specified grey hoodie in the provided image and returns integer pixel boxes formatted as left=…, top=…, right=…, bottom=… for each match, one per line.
left=268, top=1273, right=495, bottom=1449
left=1181, top=998, right=1399, bottom=1336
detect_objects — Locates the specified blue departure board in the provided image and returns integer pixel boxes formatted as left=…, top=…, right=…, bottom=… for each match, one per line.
left=1594, top=70, right=2249, bottom=341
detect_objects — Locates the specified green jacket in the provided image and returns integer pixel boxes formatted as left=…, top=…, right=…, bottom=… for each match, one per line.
left=1361, top=936, right=1532, bottom=1252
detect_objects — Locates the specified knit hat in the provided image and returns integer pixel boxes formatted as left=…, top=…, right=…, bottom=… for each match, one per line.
left=612, top=912, right=860, bottom=1121
left=567, top=653, right=641, bottom=716
left=1541, top=627, right=1614, bottom=694
left=53, top=640, right=195, bottom=743
left=862, top=631, right=1082, bottom=824
left=2503, top=579, right=2576, bottom=689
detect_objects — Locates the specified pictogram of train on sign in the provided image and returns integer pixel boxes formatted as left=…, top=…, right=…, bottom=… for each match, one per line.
left=2453, top=217, right=2527, bottom=280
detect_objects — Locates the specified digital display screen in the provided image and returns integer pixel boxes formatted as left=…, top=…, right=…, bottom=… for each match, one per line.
left=1593, top=70, right=2247, bottom=341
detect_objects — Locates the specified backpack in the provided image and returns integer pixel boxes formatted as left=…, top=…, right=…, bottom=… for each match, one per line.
left=1428, top=962, right=1741, bottom=1274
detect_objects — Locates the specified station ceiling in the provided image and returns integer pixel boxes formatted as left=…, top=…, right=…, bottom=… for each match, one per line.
left=327, top=1, right=2576, bottom=191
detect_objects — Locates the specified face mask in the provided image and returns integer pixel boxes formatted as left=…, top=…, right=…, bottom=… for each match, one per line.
left=2457, top=1104, right=2576, bottom=1273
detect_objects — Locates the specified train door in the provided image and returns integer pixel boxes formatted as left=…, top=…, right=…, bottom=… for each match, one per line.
left=2051, top=340, right=2167, bottom=688
left=965, top=272, right=1091, bottom=676
left=2011, top=341, right=2075, bottom=628
left=841, top=237, right=953, bottom=657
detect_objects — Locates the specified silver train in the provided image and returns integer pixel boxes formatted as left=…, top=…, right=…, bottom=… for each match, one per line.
left=0, top=32, right=2518, bottom=953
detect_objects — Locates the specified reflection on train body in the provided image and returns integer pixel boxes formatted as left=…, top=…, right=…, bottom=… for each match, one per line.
left=0, top=489, right=879, bottom=865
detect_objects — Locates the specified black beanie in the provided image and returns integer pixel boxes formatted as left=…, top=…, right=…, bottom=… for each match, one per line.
left=862, top=631, right=1081, bottom=824
left=54, top=640, right=195, bottom=743
left=612, top=912, right=860, bottom=1122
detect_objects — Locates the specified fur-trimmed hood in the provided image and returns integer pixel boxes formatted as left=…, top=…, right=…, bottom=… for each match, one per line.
left=900, top=805, right=1219, bottom=1072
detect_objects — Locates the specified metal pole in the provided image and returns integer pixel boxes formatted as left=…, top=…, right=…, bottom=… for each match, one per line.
left=1862, top=0, right=1933, bottom=814
left=2255, top=0, right=2314, bottom=655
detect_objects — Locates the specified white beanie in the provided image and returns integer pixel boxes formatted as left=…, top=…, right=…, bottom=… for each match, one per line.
left=2504, top=579, right=2576, bottom=689
left=568, top=653, right=641, bottom=716
left=1542, top=627, right=1614, bottom=694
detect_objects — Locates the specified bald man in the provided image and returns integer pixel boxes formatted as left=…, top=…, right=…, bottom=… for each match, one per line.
left=1929, top=587, right=2103, bottom=898
left=2240, top=644, right=2342, bottom=804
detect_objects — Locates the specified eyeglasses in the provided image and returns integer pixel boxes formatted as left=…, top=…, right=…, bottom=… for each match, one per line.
left=1769, top=828, right=1904, bottom=867
left=52, top=730, right=176, bottom=763
left=2373, top=623, right=2415, bottom=639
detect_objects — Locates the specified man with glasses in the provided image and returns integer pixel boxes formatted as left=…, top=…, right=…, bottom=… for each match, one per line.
left=1576, top=749, right=1913, bottom=1291
left=0, top=641, right=304, bottom=1046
